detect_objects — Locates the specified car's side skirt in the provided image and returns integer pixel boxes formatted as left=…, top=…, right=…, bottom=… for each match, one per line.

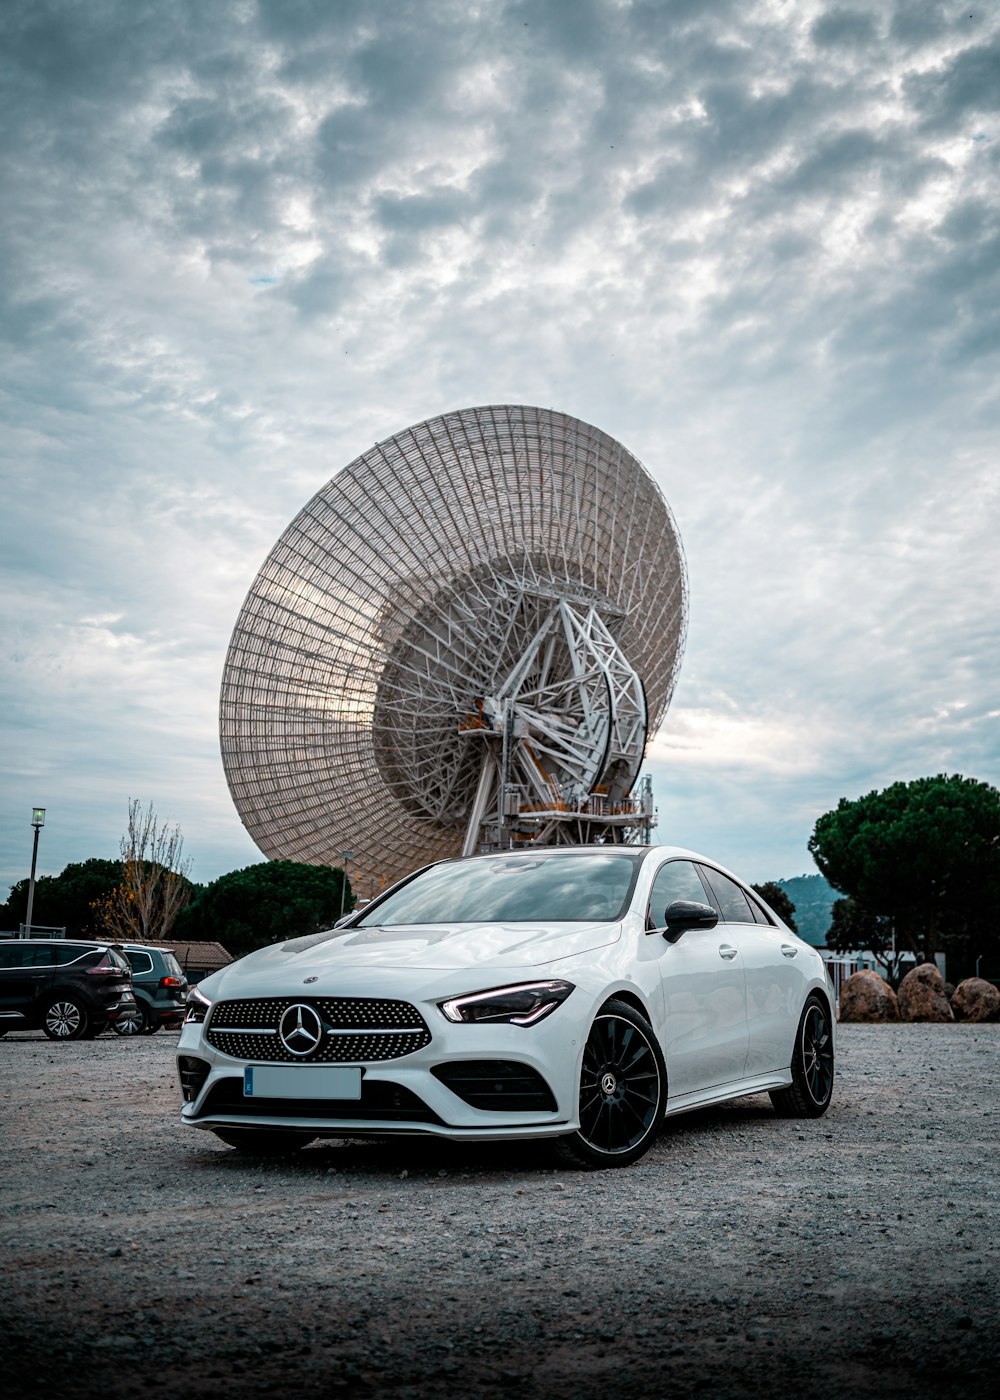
left=664, top=1071, right=792, bottom=1118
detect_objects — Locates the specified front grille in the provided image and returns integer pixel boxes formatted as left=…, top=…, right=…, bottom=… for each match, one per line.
left=196, top=1077, right=443, bottom=1124
left=205, top=997, right=432, bottom=1063
left=431, top=1060, right=558, bottom=1112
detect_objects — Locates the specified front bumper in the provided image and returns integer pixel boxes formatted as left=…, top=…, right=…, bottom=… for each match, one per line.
left=176, top=993, right=589, bottom=1141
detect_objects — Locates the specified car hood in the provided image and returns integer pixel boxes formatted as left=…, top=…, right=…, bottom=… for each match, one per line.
left=208, top=919, right=621, bottom=995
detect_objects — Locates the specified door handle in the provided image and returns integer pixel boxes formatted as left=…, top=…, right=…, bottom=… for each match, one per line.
left=781, top=944, right=798, bottom=958
left=718, top=944, right=738, bottom=960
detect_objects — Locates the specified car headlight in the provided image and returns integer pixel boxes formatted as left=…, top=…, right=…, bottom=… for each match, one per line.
left=439, top=980, right=575, bottom=1027
left=183, top=987, right=213, bottom=1025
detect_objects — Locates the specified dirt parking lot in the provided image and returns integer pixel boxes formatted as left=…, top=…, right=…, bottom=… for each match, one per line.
left=0, top=1022, right=997, bottom=1399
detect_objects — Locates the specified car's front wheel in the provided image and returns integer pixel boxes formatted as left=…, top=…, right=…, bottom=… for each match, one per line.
left=42, top=997, right=89, bottom=1040
left=210, top=1128, right=315, bottom=1155
left=769, top=995, right=835, bottom=1118
left=554, top=998, right=666, bottom=1169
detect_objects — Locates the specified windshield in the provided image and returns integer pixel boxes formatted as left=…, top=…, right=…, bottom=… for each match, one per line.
left=355, top=851, right=642, bottom=926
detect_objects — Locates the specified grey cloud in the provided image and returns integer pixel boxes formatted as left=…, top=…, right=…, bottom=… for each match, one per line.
left=938, top=196, right=994, bottom=244
left=908, top=34, right=1000, bottom=129
left=810, top=8, right=880, bottom=49
left=256, top=0, right=368, bottom=40
left=778, top=128, right=888, bottom=196
left=890, top=1, right=978, bottom=51
left=2, top=0, right=1000, bottom=890
left=508, top=0, right=618, bottom=62
left=156, top=95, right=295, bottom=158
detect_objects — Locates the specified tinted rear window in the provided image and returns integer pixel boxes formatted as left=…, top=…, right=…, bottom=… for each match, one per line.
left=163, top=953, right=184, bottom=978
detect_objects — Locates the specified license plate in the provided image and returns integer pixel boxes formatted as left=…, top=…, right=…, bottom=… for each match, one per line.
left=243, top=1065, right=362, bottom=1100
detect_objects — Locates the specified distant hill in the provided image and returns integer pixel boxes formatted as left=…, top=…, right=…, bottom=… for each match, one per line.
left=775, top=873, right=840, bottom=947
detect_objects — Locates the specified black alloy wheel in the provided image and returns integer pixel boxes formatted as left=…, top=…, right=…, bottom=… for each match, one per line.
left=210, top=1127, right=315, bottom=1155
left=42, top=997, right=89, bottom=1040
left=554, top=998, right=666, bottom=1169
left=770, top=995, right=835, bottom=1118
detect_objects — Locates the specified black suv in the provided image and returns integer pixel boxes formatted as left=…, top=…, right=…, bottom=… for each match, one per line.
left=0, top=940, right=136, bottom=1040
left=111, top=945, right=188, bottom=1035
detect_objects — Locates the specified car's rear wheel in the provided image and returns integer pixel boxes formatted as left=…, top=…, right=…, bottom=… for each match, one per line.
left=769, top=995, right=835, bottom=1118
left=111, top=1005, right=146, bottom=1036
left=42, top=997, right=89, bottom=1040
left=210, top=1128, right=315, bottom=1155
left=143, top=1014, right=162, bottom=1035
left=554, top=998, right=666, bottom=1169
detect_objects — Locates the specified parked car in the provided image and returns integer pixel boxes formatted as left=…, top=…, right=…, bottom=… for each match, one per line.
left=176, top=845, right=835, bottom=1166
left=111, top=945, right=189, bottom=1035
left=0, top=939, right=136, bottom=1040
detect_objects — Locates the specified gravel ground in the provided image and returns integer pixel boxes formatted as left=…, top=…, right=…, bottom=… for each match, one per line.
left=1, top=1022, right=997, bottom=1400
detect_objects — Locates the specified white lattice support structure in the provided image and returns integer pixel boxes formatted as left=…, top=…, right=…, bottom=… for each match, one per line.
left=221, top=405, right=688, bottom=890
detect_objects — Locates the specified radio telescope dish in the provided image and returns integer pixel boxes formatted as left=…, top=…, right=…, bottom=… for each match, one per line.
left=221, top=405, right=687, bottom=891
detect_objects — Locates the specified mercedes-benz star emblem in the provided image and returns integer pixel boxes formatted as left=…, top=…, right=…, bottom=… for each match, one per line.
left=601, top=1072, right=618, bottom=1096
left=279, top=1003, right=323, bottom=1057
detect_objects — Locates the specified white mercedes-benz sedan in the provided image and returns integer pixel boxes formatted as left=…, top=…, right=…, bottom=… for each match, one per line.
left=177, top=845, right=835, bottom=1168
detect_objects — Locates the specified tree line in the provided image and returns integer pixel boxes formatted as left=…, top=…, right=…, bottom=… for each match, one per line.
left=1, top=800, right=353, bottom=959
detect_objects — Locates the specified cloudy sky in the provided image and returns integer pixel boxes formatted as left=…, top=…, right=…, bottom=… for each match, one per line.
left=2, top=0, right=999, bottom=900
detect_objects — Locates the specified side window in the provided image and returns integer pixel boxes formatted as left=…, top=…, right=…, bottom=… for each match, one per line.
left=647, top=861, right=710, bottom=927
left=54, top=945, right=90, bottom=965
left=28, top=945, right=57, bottom=966
left=698, top=867, right=756, bottom=924
left=126, top=951, right=153, bottom=975
left=746, top=893, right=773, bottom=926
left=0, top=945, right=27, bottom=969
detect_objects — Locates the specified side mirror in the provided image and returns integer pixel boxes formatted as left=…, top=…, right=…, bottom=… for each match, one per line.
left=662, top=900, right=719, bottom=942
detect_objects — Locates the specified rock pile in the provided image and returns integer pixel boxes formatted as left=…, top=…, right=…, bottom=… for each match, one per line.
left=897, top=963, right=954, bottom=1022
left=951, top=977, right=1000, bottom=1022
left=838, top=969, right=899, bottom=1022
left=837, top=967, right=1000, bottom=1022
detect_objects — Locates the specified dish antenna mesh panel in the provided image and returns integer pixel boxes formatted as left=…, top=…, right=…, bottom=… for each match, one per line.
left=221, top=405, right=687, bottom=890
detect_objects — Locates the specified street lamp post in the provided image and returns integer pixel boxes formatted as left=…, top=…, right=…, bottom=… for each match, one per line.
left=339, top=850, right=353, bottom=921
left=23, top=807, right=46, bottom=937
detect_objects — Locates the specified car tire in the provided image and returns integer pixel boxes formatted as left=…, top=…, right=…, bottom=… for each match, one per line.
left=769, top=995, right=835, bottom=1118
left=210, top=1128, right=315, bottom=1155
left=111, top=1005, right=146, bottom=1036
left=142, top=1014, right=162, bottom=1035
left=42, top=997, right=89, bottom=1041
left=553, top=998, right=666, bottom=1169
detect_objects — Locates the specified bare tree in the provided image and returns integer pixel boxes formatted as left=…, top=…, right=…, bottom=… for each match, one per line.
left=96, top=799, right=193, bottom=944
